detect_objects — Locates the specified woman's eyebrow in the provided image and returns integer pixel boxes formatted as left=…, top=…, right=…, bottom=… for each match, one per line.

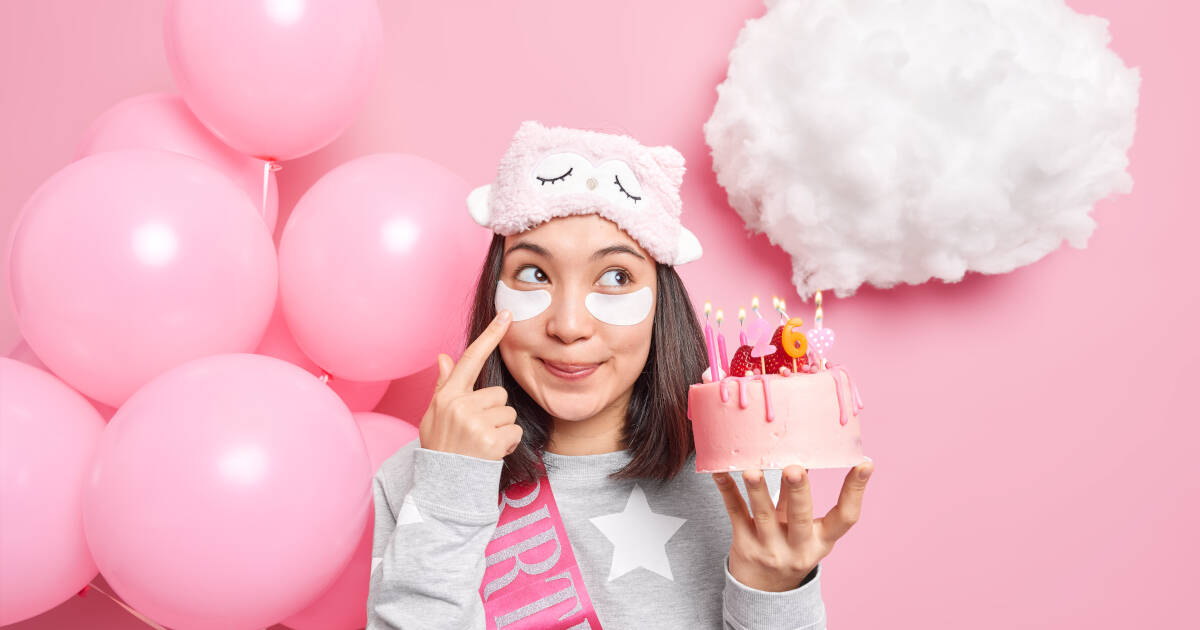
left=591, top=244, right=646, bottom=262
left=505, top=241, right=552, bottom=259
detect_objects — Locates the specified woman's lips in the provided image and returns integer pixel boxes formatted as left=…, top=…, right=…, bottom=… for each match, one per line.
left=539, top=358, right=601, bottom=380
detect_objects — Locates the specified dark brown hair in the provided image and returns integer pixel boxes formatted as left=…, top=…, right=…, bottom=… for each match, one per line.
left=466, top=233, right=709, bottom=490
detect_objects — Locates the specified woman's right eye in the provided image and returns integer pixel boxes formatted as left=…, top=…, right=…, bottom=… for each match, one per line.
left=515, top=266, right=548, bottom=284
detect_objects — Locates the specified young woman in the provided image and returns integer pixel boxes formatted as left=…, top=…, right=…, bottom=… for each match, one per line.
left=367, top=121, right=874, bottom=629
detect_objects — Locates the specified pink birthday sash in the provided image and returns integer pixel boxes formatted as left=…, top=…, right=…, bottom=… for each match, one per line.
left=479, top=461, right=602, bottom=629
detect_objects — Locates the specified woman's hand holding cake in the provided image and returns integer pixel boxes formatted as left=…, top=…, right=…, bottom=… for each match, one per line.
left=713, top=462, right=874, bottom=591
left=418, top=309, right=522, bottom=461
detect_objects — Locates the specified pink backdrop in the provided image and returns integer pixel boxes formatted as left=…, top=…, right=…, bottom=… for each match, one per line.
left=2, top=1, right=1195, bottom=628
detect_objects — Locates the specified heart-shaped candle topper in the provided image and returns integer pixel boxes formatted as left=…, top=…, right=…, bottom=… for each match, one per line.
left=746, top=317, right=776, bottom=358
left=807, top=327, right=835, bottom=358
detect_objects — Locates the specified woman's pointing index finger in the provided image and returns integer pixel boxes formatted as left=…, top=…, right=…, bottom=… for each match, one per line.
left=444, top=309, right=512, bottom=393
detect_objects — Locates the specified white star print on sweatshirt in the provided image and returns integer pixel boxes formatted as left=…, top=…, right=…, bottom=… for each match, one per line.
left=367, top=439, right=827, bottom=629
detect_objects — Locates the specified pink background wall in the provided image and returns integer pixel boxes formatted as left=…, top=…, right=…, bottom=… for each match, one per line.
left=3, top=0, right=1195, bottom=628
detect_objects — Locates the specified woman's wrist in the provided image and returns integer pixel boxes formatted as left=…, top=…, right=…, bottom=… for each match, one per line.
left=729, top=556, right=819, bottom=592
left=795, top=563, right=819, bottom=588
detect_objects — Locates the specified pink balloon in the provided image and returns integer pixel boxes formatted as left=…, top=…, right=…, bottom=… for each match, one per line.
left=8, top=149, right=278, bottom=408
left=75, top=92, right=280, bottom=234
left=278, top=154, right=489, bottom=382
left=374, top=363, right=439, bottom=428
left=6, top=340, right=118, bottom=421
left=6, top=337, right=46, bottom=370
left=282, top=412, right=418, bottom=630
left=82, top=353, right=372, bottom=630
left=163, top=0, right=383, bottom=161
left=255, top=303, right=390, bottom=411
left=0, top=359, right=106, bottom=625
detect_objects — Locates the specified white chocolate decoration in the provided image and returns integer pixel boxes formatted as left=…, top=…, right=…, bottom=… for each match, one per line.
left=495, top=280, right=551, bottom=321
left=585, top=286, right=654, bottom=326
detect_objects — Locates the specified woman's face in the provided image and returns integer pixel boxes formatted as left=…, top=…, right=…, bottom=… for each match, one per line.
left=497, top=214, right=657, bottom=423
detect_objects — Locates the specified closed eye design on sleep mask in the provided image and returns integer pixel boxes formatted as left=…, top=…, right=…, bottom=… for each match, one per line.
left=584, top=286, right=654, bottom=326
left=495, top=280, right=551, bottom=321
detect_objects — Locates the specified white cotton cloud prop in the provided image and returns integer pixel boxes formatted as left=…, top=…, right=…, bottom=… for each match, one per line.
left=704, top=0, right=1140, bottom=298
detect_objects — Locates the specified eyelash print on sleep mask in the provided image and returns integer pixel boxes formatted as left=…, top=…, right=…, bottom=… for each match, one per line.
left=585, top=286, right=654, bottom=326
left=465, top=120, right=703, bottom=266
left=495, top=280, right=551, bottom=321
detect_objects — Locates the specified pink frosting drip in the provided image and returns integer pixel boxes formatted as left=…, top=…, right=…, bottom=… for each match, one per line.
left=828, top=363, right=864, bottom=426
left=714, top=373, right=756, bottom=412
left=711, top=364, right=856, bottom=427
left=753, top=373, right=774, bottom=422
left=715, top=373, right=777, bottom=423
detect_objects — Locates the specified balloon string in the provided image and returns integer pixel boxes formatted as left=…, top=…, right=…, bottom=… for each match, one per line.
left=261, top=160, right=281, bottom=218
left=261, top=161, right=269, bottom=215
left=81, top=580, right=170, bottom=630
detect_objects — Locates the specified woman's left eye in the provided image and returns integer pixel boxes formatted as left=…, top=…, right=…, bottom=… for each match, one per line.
left=599, top=269, right=631, bottom=287
left=515, top=266, right=548, bottom=283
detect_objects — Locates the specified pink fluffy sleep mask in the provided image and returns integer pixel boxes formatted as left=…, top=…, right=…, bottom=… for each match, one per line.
left=466, top=120, right=703, bottom=266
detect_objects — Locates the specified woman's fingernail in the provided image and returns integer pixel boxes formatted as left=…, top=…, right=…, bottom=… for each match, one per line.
left=498, top=309, right=511, bottom=322
left=859, top=466, right=872, bottom=480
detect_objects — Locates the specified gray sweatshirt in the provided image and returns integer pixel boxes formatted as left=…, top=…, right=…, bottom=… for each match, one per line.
left=367, top=438, right=827, bottom=629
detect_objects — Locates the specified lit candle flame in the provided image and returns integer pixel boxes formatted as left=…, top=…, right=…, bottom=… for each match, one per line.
left=751, top=296, right=761, bottom=317
left=716, top=308, right=724, bottom=325
left=737, top=307, right=746, bottom=326
left=704, top=300, right=712, bottom=319
left=814, top=291, right=824, bottom=328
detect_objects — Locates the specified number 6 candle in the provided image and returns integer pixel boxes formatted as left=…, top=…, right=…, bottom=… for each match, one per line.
left=782, top=316, right=807, bottom=373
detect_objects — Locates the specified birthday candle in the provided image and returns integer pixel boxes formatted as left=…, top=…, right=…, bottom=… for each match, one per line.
left=703, top=301, right=719, bottom=380
left=746, top=316, right=774, bottom=375
left=716, top=309, right=729, bottom=375
left=810, top=291, right=829, bottom=371
left=781, top=316, right=807, bottom=373
left=737, top=307, right=747, bottom=345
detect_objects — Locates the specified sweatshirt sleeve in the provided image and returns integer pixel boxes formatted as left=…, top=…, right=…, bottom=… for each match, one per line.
left=722, top=557, right=827, bottom=630
left=366, top=444, right=505, bottom=630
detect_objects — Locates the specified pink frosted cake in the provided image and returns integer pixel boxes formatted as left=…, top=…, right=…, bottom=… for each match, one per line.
left=687, top=297, right=867, bottom=472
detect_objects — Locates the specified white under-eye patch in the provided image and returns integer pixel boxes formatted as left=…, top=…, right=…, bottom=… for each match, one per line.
left=585, top=286, right=654, bottom=326
left=495, top=280, right=551, bottom=321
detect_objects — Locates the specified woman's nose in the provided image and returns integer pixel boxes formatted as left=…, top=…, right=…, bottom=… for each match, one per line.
left=545, top=288, right=594, bottom=344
